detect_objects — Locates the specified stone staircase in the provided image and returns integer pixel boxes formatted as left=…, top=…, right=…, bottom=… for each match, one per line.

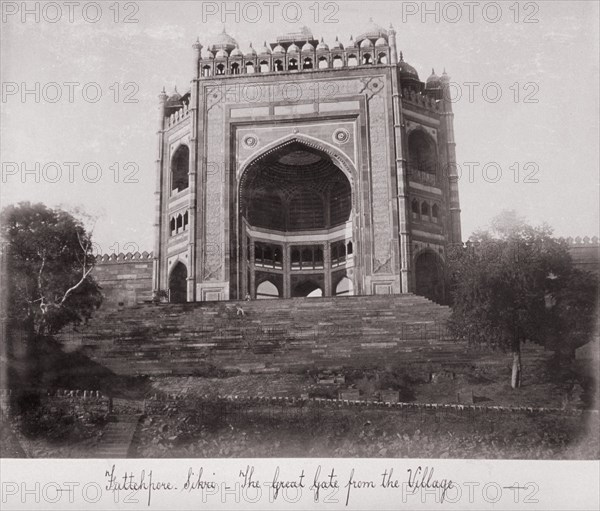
left=92, top=415, right=141, bottom=458
left=58, top=294, right=465, bottom=375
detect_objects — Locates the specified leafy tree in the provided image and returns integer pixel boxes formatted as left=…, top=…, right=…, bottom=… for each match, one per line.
left=447, top=211, right=596, bottom=388
left=1, top=202, right=102, bottom=337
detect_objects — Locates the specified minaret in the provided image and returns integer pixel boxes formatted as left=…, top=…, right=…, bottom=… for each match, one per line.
left=187, top=38, right=203, bottom=301
left=388, top=23, right=411, bottom=292
left=440, top=70, right=462, bottom=243
left=152, top=87, right=168, bottom=295
left=388, top=23, right=398, bottom=64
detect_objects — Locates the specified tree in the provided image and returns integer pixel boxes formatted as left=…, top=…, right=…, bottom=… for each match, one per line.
left=1, top=202, right=102, bottom=337
left=446, top=211, right=593, bottom=388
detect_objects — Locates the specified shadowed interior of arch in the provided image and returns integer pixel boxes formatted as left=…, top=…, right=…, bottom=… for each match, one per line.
left=238, top=140, right=354, bottom=299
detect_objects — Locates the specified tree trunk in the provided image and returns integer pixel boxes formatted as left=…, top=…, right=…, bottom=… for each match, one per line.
left=511, top=349, right=522, bottom=389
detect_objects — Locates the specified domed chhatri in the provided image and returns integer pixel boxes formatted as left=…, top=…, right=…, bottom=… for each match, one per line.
left=272, top=44, right=286, bottom=55
left=244, top=42, right=257, bottom=57
left=356, top=17, right=388, bottom=43
left=229, top=45, right=243, bottom=58
left=426, top=68, right=441, bottom=89
left=331, top=36, right=343, bottom=50
left=210, top=27, right=238, bottom=52
left=317, top=37, right=329, bottom=51
left=302, top=40, right=314, bottom=52
left=398, top=52, right=419, bottom=80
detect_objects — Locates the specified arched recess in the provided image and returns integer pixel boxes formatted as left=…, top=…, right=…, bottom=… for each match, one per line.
left=293, top=280, right=323, bottom=298
left=171, top=145, right=189, bottom=192
left=335, top=276, right=354, bottom=296
left=414, top=250, right=445, bottom=304
left=169, top=261, right=188, bottom=303
left=233, top=134, right=361, bottom=300
left=256, top=280, right=280, bottom=299
left=407, top=130, right=437, bottom=175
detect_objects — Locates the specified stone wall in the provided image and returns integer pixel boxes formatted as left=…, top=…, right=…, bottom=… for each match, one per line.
left=93, top=252, right=153, bottom=308
left=562, top=237, right=600, bottom=275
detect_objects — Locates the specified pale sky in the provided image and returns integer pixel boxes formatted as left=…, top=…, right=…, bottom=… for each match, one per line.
left=1, top=0, right=599, bottom=254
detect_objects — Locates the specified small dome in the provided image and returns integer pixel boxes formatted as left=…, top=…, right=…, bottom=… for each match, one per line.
left=258, top=41, right=271, bottom=55
left=272, top=44, right=286, bottom=54
left=230, top=45, right=243, bottom=57
left=302, top=40, right=314, bottom=52
left=317, top=37, right=329, bottom=51
left=346, top=35, right=357, bottom=48
left=166, top=87, right=182, bottom=105
left=287, top=43, right=300, bottom=53
left=398, top=53, right=419, bottom=80
left=215, top=49, right=228, bottom=59
left=204, top=50, right=215, bottom=60
left=375, top=37, right=387, bottom=47
left=357, top=18, right=388, bottom=43
left=360, top=38, right=373, bottom=48
left=426, top=68, right=441, bottom=88
left=210, top=28, right=238, bottom=52
left=331, top=36, right=343, bottom=50
left=244, top=43, right=257, bottom=57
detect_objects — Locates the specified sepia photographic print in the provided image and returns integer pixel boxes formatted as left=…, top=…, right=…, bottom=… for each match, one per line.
left=0, top=0, right=599, bottom=509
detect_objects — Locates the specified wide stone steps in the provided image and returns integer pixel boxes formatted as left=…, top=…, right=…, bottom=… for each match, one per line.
left=57, top=294, right=458, bottom=375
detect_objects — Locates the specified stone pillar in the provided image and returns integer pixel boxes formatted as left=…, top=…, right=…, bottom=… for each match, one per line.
left=249, top=238, right=256, bottom=298
left=389, top=42, right=411, bottom=292
left=187, top=39, right=202, bottom=301
left=152, top=88, right=168, bottom=295
left=282, top=243, right=291, bottom=298
left=324, top=243, right=332, bottom=296
left=441, top=71, right=462, bottom=243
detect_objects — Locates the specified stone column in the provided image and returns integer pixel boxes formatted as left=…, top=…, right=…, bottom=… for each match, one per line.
left=441, top=71, right=462, bottom=243
left=389, top=27, right=411, bottom=292
left=152, top=88, right=168, bottom=295
left=249, top=238, right=256, bottom=299
left=324, top=243, right=332, bottom=296
left=187, top=38, right=202, bottom=301
left=283, top=243, right=291, bottom=298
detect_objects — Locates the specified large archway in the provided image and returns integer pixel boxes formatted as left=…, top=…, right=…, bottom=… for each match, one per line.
left=169, top=262, right=188, bottom=303
left=237, top=140, right=355, bottom=299
left=415, top=251, right=444, bottom=304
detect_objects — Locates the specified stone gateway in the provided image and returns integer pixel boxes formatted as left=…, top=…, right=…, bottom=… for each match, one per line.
left=153, top=22, right=462, bottom=304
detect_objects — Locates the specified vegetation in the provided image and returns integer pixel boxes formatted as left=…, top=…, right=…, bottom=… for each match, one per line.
left=1, top=202, right=102, bottom=337
left=447, top=211, right=598, bottom=388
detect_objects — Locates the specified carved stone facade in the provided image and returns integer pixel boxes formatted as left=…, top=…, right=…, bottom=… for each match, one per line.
left=153, top=22, right=462, bottom=303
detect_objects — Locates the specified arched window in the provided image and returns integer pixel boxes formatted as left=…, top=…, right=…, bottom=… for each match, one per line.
left=421, top=202, right=430, bottom=217
left=231, top=62, right=240, bottom=74
left=273, top=59, right=284, bottom=72
left=202, top=65, right=212, bottom=77
left=171, top=145, right=189, bottom=192
left=291, top=248, right=301, bottom=269
left=432, top=203, right=439, bottom=222
left=288, top=58, right=298, bottom=71
left=303, top=57, right=313, bottom=70
left=377, top=52, right=388, bottom=64
left=318, top=56, right=328, bottom=69
left=183, top=211, right=189, bottom=230
left=411, top=199, right=420, bottom=217
left=170, top=217, right=176, bottom=236
left=256, top=280, right=280, bottom=299
left=362, top=53, right=372, bottom=65
left=302, top=248, right=314, bottom=268
left=347, top=241, right=353, bottom=255
left=408, top=130, right=437, bottom=175
left=333, top=55, right=343, bottom=68
left=259, top=60, right=269, bottom=73
left=335, top=276, right=353, bottom=296
left=347, top=54, right=358, bottom=66
left=314, top=247, right=324, bottom=268
left=245, top=62, right=255, bottom=74
left=216, top=63, right=225, bottom=75
left=176, top=214, right=183, bottom=232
